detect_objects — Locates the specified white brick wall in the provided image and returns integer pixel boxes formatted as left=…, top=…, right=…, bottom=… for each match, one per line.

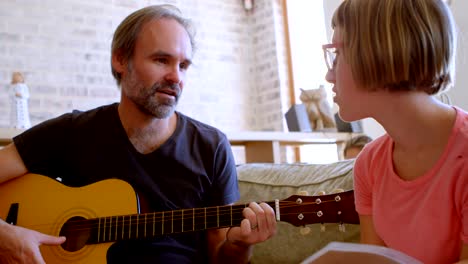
left=0, top=0, right=289, bottom=134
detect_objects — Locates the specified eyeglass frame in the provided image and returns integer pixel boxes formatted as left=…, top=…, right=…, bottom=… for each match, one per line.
left=322, top=43, right=343, bottom=71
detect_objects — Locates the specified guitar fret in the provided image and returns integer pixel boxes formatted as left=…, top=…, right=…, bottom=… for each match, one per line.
left=153, top=212, right=156, bottom=236
left=205, top=207, right=217, bottom=230
left=129, top=215, right=131, bottom=239
left=217, top=206, right=219, bottom=227
left=104, top=217, right=107, bottom=242
left=144, top=214, right=147, bottom=238
left=97, top=218, right=101, bottom=243
left=115, top=216, right=118, bottom=241
left=121, top=216, right=125, bottom=239
left=136, top=214, right=139, bottom=239
left=108, top=216, right=112, bottom=241
left=230, top=206, right=232, bottom=226
left=171, top=211, right=174, bottom=234
left=204, top=208, right=207, bottom=229
left=181, top=210, right=184, bottom=232
left=162, top=211, right=165, bottom=235
left=192, top=208, right=195, bottom=231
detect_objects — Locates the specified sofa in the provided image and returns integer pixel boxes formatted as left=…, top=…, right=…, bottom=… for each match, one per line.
left=236, top=159, right=360, bottom=264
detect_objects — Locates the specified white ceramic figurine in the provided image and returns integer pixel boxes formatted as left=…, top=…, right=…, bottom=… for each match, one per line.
left=9, top=72, right=31, bottom=129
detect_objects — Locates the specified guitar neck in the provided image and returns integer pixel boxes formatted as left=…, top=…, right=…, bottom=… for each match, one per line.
left=61, top=190, right=359, bottom=248
left=71, top=203, right=267, bottom=245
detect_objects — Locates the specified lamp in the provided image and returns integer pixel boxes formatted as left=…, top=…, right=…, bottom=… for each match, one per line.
left=243, top=0, right=254, bottom=11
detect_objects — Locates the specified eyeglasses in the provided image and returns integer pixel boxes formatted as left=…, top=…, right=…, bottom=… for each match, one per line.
left=322, top=43, right=342, bottom=71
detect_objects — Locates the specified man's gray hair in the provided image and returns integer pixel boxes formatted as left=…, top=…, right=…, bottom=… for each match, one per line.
left=111, top=4, right=195, bottom=85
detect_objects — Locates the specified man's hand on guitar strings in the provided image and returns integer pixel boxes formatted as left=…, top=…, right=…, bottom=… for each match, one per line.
left=0, top=219, right=65, bottom=264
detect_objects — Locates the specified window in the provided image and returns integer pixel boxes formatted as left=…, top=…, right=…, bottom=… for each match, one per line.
left=285, top=0, right=339, bottom=163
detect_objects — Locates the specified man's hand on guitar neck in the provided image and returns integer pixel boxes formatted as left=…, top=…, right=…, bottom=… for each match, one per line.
left=0, top=219, right=65, bottom=264
left=212, top=202, right=277, bottom=264
left=226, top=202, right=277, bottom=247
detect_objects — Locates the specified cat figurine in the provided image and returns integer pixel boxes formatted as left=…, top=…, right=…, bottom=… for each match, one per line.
left=299, top=86, right=336, bottom=131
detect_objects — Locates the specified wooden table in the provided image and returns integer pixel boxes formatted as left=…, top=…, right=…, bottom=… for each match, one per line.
left=0, top=128, right=24, bottom=147
left=226, top=131, right=355, bottom=163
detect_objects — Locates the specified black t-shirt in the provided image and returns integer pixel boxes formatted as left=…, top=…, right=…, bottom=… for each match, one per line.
left=13, top=103, right=240, bottom=263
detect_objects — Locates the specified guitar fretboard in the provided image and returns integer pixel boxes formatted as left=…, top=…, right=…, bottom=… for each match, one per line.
left=61, top=203, right=274, bottom=245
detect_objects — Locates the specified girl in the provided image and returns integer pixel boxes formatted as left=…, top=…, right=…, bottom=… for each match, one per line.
left=324, top=0, right=467, bottom=263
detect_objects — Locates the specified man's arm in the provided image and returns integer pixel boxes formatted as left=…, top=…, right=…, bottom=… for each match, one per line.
left=207, top=202, right=277, bottom=264
left=0, top=143, right=28, bottom=184
left=0, top=143, right=65, bottom=263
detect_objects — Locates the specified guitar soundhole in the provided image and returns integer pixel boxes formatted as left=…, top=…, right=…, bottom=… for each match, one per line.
left=59, top=216, right=91, bottom=252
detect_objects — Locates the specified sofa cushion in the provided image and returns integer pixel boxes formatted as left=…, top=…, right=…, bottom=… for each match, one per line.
left=236, top=160, right=360, bottom=264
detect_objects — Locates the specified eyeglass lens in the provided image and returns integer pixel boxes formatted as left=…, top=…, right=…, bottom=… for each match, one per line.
left=326, top=48, right=336, bottom=70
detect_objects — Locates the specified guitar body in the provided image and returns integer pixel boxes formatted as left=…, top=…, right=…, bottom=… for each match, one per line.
left=0, top=174, right=138, bottom=264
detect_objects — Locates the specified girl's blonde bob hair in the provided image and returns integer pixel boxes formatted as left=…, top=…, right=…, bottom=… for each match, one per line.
left=332, top=0, right=457, bottom=95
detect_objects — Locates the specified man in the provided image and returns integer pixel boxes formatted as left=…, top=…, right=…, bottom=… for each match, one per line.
left=0, top=5, right=276, bottom=263
left=343, top=135, right=372, bottom=159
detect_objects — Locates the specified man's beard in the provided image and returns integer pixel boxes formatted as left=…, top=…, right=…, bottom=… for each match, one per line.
left=123, top=68, right=181, bottom=119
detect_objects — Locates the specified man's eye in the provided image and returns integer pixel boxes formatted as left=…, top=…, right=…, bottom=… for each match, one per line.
left=155, top=58, right=168, bottom=64
left=180, top=62, right=190, bottom=70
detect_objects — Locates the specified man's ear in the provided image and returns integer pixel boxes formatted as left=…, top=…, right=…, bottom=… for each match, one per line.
left=112, top=50, right=126, bottom=75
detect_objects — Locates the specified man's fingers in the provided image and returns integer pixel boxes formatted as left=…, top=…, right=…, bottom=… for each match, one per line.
left=31, top=247, right=47, bottom=264
left=37, top=233, right=66, bottom=245
left=243, top=203, right=260, bottom=229
left=259, top=202, right=277, bottom=236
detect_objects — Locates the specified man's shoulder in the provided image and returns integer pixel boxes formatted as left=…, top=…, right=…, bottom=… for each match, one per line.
left=177, top=112, right=226, bottom=138
left=69, top=103, right=118, bottom=124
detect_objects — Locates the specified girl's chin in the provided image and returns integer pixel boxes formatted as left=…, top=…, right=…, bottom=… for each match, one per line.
left=337, top=111, right=353, bottom=123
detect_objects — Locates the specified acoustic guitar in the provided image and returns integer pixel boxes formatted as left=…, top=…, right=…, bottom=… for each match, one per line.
left=0, top=174, right=359, bottom=263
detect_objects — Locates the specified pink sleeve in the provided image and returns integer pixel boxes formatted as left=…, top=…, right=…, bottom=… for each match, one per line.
left=353, top=144, right=374, bottom=216
left=458, top=167, right=468, bottom=243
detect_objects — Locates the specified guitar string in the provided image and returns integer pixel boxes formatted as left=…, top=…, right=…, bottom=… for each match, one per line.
left=24, top=199, right=345, bottom=234
left=27, top=200, right=341, bottom=231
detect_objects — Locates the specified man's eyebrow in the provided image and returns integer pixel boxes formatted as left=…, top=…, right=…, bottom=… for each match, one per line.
left=150, top=51, right=192, bottom=65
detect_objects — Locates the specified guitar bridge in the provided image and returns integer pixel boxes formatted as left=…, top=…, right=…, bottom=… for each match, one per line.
left=6, top=203, right=19, bottom=225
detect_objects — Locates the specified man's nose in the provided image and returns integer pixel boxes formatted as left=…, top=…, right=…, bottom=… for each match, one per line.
left=165, top=66, right=182, bottom=85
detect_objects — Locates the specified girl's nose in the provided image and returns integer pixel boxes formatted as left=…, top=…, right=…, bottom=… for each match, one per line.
left=325, top=68, right=335, bottom=84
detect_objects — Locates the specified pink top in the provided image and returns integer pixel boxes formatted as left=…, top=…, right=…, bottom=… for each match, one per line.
left=354, top=107, right=468, bottom=264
